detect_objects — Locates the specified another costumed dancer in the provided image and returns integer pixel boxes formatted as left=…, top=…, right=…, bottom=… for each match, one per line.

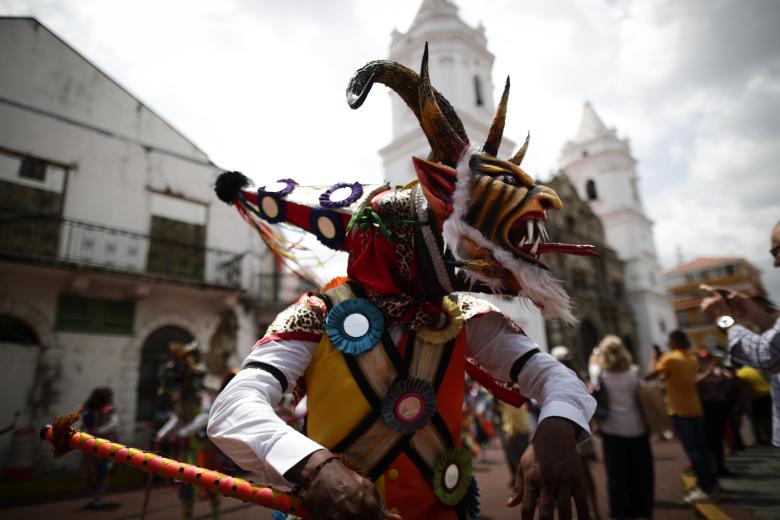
left=80, top=387, right=119, bottom=509
left=155, top=341, right=222, bottom=519
left=207, top=44, right=597, bottom=520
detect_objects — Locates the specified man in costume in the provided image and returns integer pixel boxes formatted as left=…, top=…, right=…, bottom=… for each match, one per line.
left=208, top=45, right=597, bottom=519
left=156, top=341, right=222, bottom=519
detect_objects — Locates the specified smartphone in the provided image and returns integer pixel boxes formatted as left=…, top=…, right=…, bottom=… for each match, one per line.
left=714, top=288, right=733, bottom=307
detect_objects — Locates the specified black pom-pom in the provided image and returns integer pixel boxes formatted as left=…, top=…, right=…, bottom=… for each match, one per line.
left=215, top=171, right=250, bottom=204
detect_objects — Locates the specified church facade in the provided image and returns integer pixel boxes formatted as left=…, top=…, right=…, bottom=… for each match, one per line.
left=560, top=103, right=676, bottom=367
left=543, top=174, right=638, bottom=366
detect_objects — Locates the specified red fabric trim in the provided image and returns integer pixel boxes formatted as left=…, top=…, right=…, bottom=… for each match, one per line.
left=240, top=189, right=352, bottom=252
left=254, top=332, right=322, bottom=348
left=465, top=360, right=526, bottom=408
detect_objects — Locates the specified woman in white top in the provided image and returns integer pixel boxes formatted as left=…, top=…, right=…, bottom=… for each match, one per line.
left=597, top=335, right=654, bottom=520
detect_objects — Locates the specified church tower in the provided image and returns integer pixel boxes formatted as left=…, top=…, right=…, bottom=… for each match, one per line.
left=380, top=0, right=547, bottom=348
left=380, top=0, right=515, bottom=185
left=560, top=102, right=676, bottom=365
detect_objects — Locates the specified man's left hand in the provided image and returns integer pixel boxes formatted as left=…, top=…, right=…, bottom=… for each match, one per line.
left=507, top=417, right=588, bottom=519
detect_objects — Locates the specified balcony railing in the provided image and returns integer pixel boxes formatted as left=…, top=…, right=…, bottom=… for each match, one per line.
left=0, top=207, right=242, bottom=288
left=250, top=272, right=316, bottom=305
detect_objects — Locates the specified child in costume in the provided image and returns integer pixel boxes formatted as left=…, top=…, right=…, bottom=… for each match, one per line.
left=80, top=387, right=119, bottom=509
left=208, top=45, right=597, bottom=520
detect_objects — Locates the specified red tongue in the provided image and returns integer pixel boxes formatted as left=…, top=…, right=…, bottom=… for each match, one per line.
left=542, top=243, right=599, bottom=257
left=523, top=243, right=599, bottom=257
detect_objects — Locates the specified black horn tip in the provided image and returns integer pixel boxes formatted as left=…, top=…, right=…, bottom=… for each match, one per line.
left=346, top=71, right=376, bottom=110
left=214, top=171, right=250, bottom=205
left=505, top=75, right=510, bottom=88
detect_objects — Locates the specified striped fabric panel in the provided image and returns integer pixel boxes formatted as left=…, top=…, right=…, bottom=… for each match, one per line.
left=344, top=419, right=403, bottom=474
left=408, top=423, right=448, bottom=471
left=356, top=342, right=398, bottom=398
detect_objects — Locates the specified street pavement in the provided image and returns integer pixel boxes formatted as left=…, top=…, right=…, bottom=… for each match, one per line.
left=475, top=436, right=696, bottom=520
left=1, top=437, right=778, bottom=519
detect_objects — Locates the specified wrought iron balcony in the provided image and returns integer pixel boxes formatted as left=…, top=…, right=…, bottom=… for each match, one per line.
left=0, top=206, right=243, bottom=288
left=250, top=272, right=316, bottom=305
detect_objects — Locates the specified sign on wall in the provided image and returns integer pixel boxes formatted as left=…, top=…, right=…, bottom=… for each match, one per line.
left=55, top=295, right=135, bottom=336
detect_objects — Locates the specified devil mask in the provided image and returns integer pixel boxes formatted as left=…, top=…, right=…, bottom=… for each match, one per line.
left=215, top=43, right=596, bottom=322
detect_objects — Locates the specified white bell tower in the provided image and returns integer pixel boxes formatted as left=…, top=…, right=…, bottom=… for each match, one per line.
left=380, top=0, right=515, bottom=186
left=560, top=102, right=676, bottom=364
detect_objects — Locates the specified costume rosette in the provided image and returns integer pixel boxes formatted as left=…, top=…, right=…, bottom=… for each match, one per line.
left=206, top=44, right=598, bottom=519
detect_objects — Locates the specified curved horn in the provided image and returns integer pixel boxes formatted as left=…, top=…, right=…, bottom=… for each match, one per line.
left=346, top=60, right=468, bottom=142
left=509, top=131, right=530, bottom=166
left=418, top=43, right=469, bottom=166
left=482, top=76, right=510, bottom=156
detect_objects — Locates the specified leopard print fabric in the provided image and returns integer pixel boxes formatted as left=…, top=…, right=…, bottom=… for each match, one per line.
left=457, top=293, right=525, bottom=334
left=373, top=188, right=415, bottom=284
left=264, top=293, right=326, bottom=338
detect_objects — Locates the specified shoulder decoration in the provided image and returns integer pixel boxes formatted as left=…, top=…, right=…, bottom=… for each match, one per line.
left=380, top=377, right=437, bottom=434
left=325, top=298, right=384, bottom=356
left=416, top=296, right=464, bottom=344
left=432, top=446, right=473, bottom=506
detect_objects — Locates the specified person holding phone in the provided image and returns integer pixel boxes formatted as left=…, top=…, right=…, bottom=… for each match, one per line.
left=700, top=218, right=780, bottom=447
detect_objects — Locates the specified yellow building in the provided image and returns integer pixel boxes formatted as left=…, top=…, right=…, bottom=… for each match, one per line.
left=665, top=257, right=767, bottom=350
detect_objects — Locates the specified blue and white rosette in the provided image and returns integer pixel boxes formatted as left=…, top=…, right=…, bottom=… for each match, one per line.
left=325, top=298, right=384, bottom=355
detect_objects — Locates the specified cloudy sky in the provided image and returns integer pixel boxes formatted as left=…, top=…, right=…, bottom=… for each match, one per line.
left=2, top=0, right=779, bottom=299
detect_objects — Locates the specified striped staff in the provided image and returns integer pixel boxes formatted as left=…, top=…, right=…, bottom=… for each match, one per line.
left=40, top=415, right=308, bottom=517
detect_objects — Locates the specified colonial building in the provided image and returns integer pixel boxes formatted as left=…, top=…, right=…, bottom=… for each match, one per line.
left=379, top=0, right=549, bottom=346
left=560, top=102, right=676, bottom=368
left=0, top=17, right=288, bottom=473
left=665, top=257, right=767, bottom=350
left=543, top=174, right=638, bottom=366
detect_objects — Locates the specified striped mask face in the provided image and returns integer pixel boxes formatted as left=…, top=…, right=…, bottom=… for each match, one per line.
left=414, top=152, right=598, bottom=323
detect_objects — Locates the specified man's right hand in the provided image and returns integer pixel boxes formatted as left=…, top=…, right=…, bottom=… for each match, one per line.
left=701, top=285, right=775, bottom=330
left=288, top=449, right=401, bottom=520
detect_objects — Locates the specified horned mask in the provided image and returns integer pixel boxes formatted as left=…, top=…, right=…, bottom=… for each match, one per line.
left=215, top=44, right=596, bottom=322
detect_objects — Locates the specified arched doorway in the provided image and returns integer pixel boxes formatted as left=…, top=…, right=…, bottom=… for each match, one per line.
left=136, top=326, right=193, bottom=423
left=0, top=315, right=41, bottom=457
left=578, top=319, right=599, bottom=365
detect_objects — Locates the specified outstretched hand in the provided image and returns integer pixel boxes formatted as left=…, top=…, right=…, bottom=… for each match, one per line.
left=507, top=417, right=588, bottom=519
left=700, top=284, right=776, bottom=330
left=290, top=449, right=402, bottom=520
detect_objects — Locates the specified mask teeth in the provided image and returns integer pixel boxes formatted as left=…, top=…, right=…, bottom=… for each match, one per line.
left=515, top=218, right=547, bottom=259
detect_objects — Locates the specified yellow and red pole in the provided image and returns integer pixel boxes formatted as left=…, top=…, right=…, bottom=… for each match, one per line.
left=40, top=425, right=308, bottom=517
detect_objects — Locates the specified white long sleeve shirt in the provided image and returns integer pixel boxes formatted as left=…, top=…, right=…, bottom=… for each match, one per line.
left=208, top=312, right=596, bottom=488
